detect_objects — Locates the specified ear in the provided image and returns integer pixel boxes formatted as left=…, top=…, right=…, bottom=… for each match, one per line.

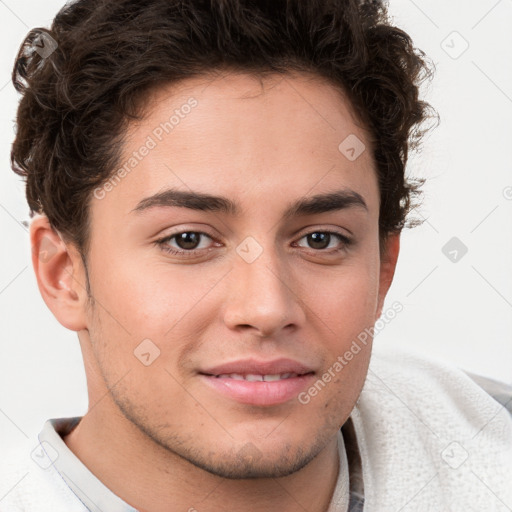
left=375, top=232, right=400, bottom=319
left=30, top=215, right=88, bottom=331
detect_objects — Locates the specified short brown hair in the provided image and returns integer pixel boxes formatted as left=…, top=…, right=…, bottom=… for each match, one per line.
left=11, top=0, right=438, bottom=259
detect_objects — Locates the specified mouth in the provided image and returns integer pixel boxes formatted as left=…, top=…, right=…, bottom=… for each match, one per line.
left=206, top=372, right=310, bottom=381
left=198, top=358, right=316, bottom=406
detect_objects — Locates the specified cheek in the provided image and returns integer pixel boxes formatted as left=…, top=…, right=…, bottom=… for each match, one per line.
left=309, top=260, right=380, bottom=328
left=92, top=253, right=211, bottom=334
left=86, top=255, right=221, bottom=381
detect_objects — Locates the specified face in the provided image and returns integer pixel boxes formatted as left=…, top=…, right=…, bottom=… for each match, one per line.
left=72, top=72, right=395, bottom=478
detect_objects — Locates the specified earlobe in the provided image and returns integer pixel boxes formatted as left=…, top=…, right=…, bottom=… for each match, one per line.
left=376, top=232, right=400, bottom=319
left=30, top=215, right=88, bottom=331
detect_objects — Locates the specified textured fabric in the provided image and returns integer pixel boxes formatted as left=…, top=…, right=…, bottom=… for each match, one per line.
left=462, top=370, right=512, bottom=415
left=350, top=345, right=512, bottom=512
left=0, top=433, right=89, bottom=512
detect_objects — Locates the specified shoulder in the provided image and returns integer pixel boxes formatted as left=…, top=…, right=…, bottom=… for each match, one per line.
left=462, top=369, right=512, bottom=416
left=351, top=345, right=512, bottom=508
left=0, top=437, right=32, bottom=511
left=0, top=433, right=87, bottom=511
left=365, top=344, right=512, bottom=421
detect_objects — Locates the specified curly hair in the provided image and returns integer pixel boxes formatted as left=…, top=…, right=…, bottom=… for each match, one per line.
left=11, top=0, right=438, bottom=259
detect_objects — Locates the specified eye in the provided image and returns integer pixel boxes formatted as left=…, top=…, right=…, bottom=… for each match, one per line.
left=156, top=231, right=216, bottom=257
left=294, top=231, right=352, bottom=253
left=155, top=229, right=352, bottom=259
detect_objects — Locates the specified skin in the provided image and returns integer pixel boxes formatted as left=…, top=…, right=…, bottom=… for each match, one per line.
left=31, top=71, right=400, bottom=512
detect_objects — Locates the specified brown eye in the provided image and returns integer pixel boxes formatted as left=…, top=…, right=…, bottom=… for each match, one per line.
left=156, top=231, right=216, bottom=256
left=306, top=232, right=331, bottom=250
left=173, top=232, right=202, bottom=250
left=296, top=231, right=351, bottom=252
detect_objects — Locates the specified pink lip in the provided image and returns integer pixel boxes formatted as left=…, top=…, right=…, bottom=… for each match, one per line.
left=199, top=358, right=315, bottom=406
left=200, top=357, right=314, bottom=376
left=200, top=374, right=315, bottom=406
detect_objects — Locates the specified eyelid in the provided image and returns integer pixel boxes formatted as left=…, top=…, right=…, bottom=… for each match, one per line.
left=155, top=225, right=218, bottom=243
left=156, top=229, right=217, bottom=251
left=294, top=224, right=352, bottom=239
left=293, top=230, right=352, bottom=252
left=157, top=226, right=350, bottom=244
left=155, top=226, right=352, bottom=258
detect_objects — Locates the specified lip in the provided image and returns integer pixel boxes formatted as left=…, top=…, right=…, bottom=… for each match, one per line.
left=199, top=358, right=315, bottom=406
left=200, top=357, right=314, bottom=377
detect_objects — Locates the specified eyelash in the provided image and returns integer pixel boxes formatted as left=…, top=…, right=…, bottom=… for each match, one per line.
left=154, top=230, right=352, bottom=258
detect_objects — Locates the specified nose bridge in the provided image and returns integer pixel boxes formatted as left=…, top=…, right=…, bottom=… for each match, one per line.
left=223, top=234, right=303, bottom=336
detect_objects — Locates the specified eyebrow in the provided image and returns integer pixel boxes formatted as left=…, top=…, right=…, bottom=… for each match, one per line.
left=131, top=187, right=368, bottom=218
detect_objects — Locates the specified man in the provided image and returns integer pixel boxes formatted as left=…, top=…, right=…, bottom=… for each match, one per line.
left=2, top=0, right=511, bottom=510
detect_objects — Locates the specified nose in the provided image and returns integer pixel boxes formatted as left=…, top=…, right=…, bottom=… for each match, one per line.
left=222, top=240, right=306, bottom=338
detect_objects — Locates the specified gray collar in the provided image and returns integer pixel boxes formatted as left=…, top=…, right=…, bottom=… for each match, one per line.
left=39, top=417, right=137, bottom=512
left=39, top=416, right=364, bottom=511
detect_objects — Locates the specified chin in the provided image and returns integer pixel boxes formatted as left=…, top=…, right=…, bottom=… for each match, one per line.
left=181, top=446, right=319, bottom=480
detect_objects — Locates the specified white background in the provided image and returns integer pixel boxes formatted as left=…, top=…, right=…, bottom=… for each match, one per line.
left=0, top=0, right=511, bottom=446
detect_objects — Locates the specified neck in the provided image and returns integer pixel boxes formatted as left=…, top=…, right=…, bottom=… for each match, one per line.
left=63, top=398, right=345, bottom=512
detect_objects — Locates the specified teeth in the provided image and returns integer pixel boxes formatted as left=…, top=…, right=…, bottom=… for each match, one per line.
left=263, top=374, right=281, bottom=381
left=245, top=374, right=263, bottom=382
left=215, top=373, right=299, bottom=381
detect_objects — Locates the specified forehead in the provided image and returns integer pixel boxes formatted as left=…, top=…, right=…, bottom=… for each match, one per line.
left=91, top=71, right=379, bottom=222
left=142, top=70, right=373, bottom=159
